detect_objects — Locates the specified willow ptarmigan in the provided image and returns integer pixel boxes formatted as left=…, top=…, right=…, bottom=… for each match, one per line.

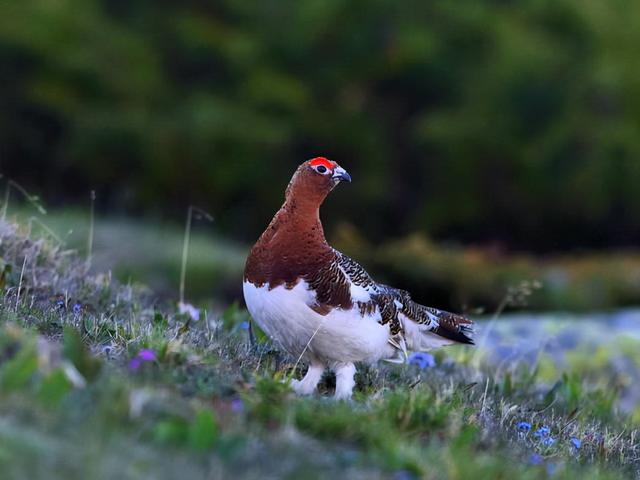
left=243, top=157, right=474, bottom=399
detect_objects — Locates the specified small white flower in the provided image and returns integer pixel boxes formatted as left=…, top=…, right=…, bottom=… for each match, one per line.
left=178, top=302, right=201, bottom=322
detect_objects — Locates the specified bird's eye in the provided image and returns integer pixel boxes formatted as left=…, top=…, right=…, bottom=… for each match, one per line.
left=315, top=165, right=328, bottom=174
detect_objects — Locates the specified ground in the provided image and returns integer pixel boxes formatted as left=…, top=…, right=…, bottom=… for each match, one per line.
left=0, top=215, right=639, bottom=480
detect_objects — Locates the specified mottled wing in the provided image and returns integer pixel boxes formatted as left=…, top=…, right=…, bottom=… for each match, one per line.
left=337, top=253, right=474, bottom=345
left=305, top=251, right=474, bottom=346
left=303, top=251, right=381, bottom=315
left=303, top=251, right=371, bottom=314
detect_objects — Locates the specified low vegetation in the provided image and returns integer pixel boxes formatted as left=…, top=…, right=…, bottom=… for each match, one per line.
left=0, top=217, right=639, bottom=479
left=19, top=207, right=640, bottom=313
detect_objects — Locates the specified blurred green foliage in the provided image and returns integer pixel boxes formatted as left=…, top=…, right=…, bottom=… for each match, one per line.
left=334, top=224, right=640, bottom=311
left=2, top=0, right=640, bottom=250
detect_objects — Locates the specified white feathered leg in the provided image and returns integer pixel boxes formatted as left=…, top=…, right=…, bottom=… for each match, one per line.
left=291, top=361, right=325, bottom=395
left=334, top=363, right=356, bottom=400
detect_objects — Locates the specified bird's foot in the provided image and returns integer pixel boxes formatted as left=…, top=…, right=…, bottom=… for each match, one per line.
left=290, top=362, right=325, bottom=396
left=333, top=363, right=356, bottom=401
left=291, top=378, right=316, bottom=396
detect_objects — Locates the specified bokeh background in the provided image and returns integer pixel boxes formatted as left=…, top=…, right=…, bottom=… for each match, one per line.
left=2, top=0, right=639, bottom=312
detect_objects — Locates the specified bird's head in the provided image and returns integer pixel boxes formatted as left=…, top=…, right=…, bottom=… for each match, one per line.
left=285, top=157, right=351, bottom=205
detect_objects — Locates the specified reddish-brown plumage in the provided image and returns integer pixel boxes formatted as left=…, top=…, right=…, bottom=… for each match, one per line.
left=244, top=159, right=344, bottom=302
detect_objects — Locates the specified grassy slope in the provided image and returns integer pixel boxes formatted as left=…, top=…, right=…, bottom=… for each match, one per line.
left=12, top=207, right=246, bottom=302
left=0, top=218, right=639, bottom=480
left=16, top=206, right=640, bottom=312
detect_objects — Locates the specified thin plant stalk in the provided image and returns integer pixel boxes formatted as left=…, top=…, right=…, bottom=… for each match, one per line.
left=15, top=256, right=27, bottom=312
left=179, top=207, right=193, bottom=305
left=1, top=179, right=47, bottom=221
left=288, top=319, right=326, bottom=383
left=27, top=217, right=64, bottom=246
left=1, top=178, right=8, bottom=221
left=471, top=280, right=541, bottom=369
left=470, top=297, right=509, bottom=370
left=179, top=206, right=213, bottom=305
left=86, top=191, right=96, bottom=269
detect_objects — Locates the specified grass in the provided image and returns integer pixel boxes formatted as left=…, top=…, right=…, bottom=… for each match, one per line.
left=0, top=216, right=639, bottom=479
left=10, top=205, right=640, bottom=313
left=10, top=206, right=245, bottom=302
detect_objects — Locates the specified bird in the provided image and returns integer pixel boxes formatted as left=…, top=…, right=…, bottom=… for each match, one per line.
left=243, top=157, right=474, bottom=399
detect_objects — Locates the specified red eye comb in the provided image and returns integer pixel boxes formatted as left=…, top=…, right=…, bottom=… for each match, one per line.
left=309, top=157, right=337, bottom=170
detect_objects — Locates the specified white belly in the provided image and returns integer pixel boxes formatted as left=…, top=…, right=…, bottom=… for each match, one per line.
left=243, top=280, right=394, bottom=363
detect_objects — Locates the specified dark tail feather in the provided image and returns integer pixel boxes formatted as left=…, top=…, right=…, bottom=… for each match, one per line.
left=433, top=323, right=475, bottom=345
left=428, top=307, right=475, bottom=345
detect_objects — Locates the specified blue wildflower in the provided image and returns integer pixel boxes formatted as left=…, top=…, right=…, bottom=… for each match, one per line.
left=392, top=471, right=416, bottom=480
left=72, top=303, right=82, bottom=314
left=534, top=426, right=551, bottom=438
left=55, top=299, right=65, bottom=308
left=528, top=453, right=543, bottom=465
left=240, top=321, right=250, bottom=330
left=542, top=437, right=556, bottom=446
left=570, top=437, right=582, bottom=450
left=408, top=352, right=436, bottom=369
left=517, top=422, right=532, bottom=432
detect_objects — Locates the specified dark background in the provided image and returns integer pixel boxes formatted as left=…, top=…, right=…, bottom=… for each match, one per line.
left=2, top=0, right=640, bottom=310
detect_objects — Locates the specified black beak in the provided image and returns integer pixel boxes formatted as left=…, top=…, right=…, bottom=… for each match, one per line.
left=332, top=166, right=352, bottom=183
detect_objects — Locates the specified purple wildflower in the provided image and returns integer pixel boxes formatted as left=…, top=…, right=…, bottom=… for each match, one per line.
left=570, top=437, right=582, bottom=450
left=408, top=352, right=436, bottom=369
left=137, top=349, right=157, bottom=362
left=517, top=422, right=532, bottom=432
left=231, top=398, right=245, bottom=413
left=73, top=303, right=82, bottom=314
left=129, top=348, right=157, bottom=370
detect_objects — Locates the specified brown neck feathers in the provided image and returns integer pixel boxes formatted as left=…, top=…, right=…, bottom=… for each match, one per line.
left=244, top=166, right=337, bottom=289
